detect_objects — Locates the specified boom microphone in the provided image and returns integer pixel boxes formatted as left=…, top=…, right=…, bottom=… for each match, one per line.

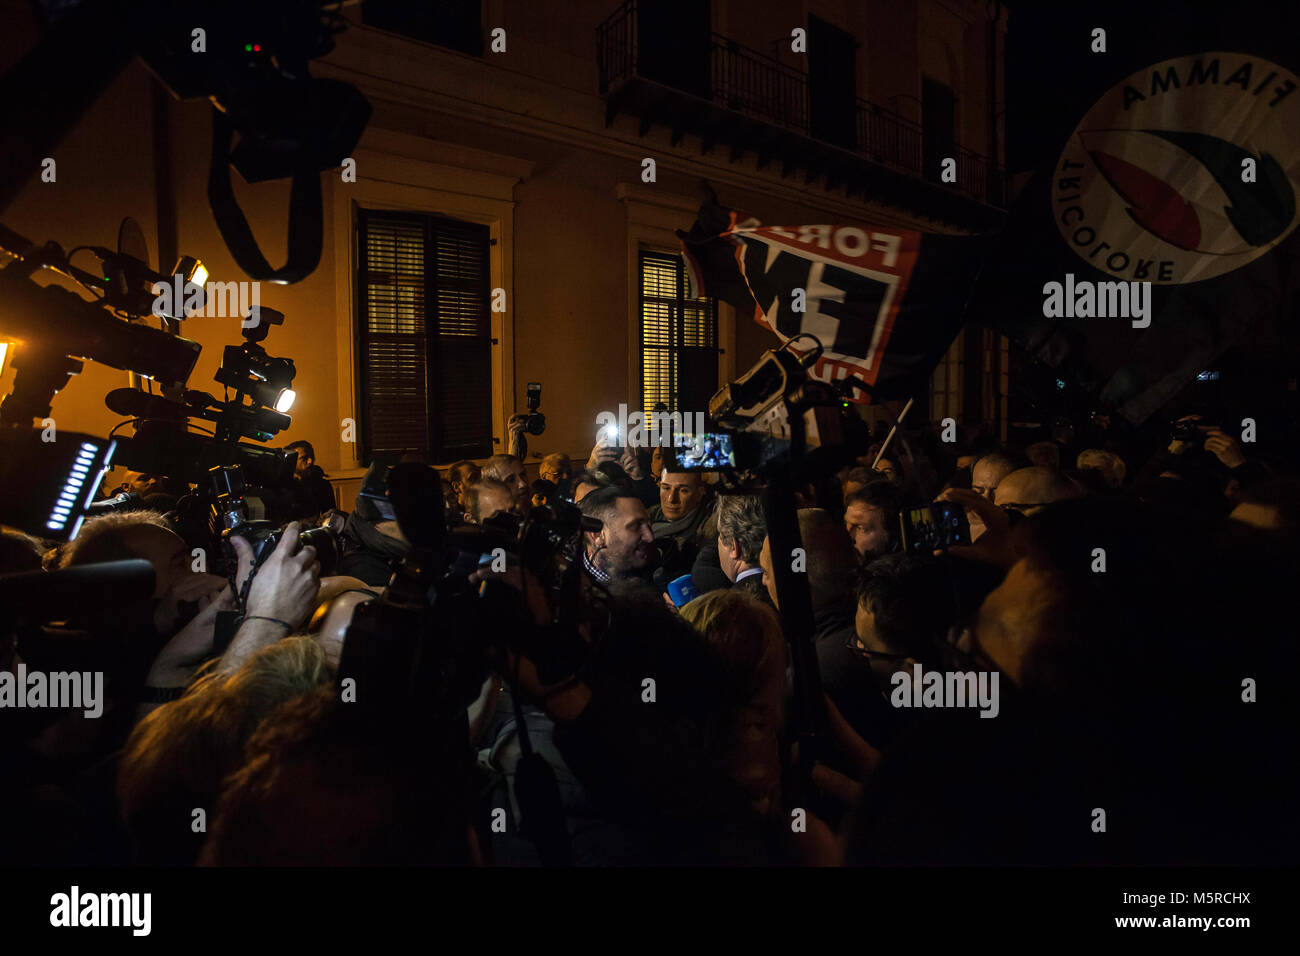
left=105, top=387, right=190, bottom=420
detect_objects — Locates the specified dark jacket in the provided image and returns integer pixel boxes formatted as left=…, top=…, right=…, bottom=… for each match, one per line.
left=650, top=498, right=717, bottom=586
left=336, top=512, right=410, bottom=586
left=689, top=544, right=732, bottom=595
left=813, top=599, right=903, bottom=754
left=290, top=466, right=337, bottom=519
left=733, top=570, right=774, bottom=607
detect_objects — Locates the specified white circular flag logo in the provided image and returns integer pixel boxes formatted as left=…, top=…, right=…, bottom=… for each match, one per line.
left=1053, top=53, right=1300, bottom=284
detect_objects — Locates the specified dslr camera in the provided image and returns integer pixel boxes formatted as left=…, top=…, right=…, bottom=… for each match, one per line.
left=210, top=463, right=338, bottom=577
left=524, top=381, right=546, bottom=436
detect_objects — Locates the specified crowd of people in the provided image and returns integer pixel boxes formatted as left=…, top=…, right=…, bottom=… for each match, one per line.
left=1, top=406, right=1296, bottom=866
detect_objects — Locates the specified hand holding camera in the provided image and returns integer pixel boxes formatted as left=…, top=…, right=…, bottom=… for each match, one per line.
left=232, top=521, right=321, bottom=631
left=1202, top=427, right=1246, bottom=469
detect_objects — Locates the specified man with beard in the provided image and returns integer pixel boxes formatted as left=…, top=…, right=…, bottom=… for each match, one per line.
left=843, top=482, right=903, bottom=562
left=578, top=486, right=656, bottom=584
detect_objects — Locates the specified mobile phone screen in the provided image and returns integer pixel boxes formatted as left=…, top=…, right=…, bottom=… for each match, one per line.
left=671, top=432, right=735, bottom=471
left=901, top=503, right=970, bottom=552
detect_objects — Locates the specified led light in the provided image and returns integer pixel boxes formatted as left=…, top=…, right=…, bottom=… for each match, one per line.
left=274, top=388, right=296, bottom=413
left=80, top=442, right=97, bottom=452
left=69, top=515, right=85, bottom=540
left=0, top=342, right=8, bottom=375
left=191, top=262, right=208, bottom=288
left=51, top=507, right=71, bottom=518
left=47, top=519, right=64, bottom=531
left=70, top=465, right=89, bottom=477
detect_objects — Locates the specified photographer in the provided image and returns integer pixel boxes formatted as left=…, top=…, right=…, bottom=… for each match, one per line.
left=462, top=478, right=517, bottom=525
left=539, top=453, right=572, bottom=500
left=447, top=460, right=482, bottom=514
left=285, top=440, right=337, bottom=517
left=60, top=512, right=227, bottom=653
left=482, top=454, right=532, bottom=517
left=336, top=476, right=411, bottom=587
left=129, top=521, right=322, bottom=718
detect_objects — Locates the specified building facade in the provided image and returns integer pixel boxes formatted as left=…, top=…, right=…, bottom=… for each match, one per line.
left=0, top=0, right=1008, bottom=502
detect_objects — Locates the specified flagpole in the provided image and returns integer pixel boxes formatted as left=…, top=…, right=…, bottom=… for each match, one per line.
left=873, top=397, right=915, bottom=469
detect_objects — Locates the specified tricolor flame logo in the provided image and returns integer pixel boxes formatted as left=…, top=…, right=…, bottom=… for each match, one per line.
left=1079, top=128, right=1296, bottom=255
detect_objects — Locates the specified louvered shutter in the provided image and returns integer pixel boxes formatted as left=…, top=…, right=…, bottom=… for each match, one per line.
left=357, top=210, right=493, bottom=462
left=639, top=251, right=718, bottom=417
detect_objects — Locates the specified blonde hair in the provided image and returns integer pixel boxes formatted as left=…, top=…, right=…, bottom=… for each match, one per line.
left=58, top=510, right=173, bottom=569
left=680, top=589, right=784, bottom=690
left=117, top=636, right=331, bottom=862
left=680, top=589, right=786, bottom=816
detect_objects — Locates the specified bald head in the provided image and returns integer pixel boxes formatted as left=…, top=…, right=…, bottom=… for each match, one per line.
left=1076, top=449, right=1126, bottom=490
left=995, top=467, right=1084, bottom=514
left=971, top=454, right=1017, bottom=501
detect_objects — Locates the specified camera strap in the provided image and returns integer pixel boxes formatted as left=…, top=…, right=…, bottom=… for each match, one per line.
left=207, top=112, right=323, bottom=283
left=211, top=539, right=273, bottom=654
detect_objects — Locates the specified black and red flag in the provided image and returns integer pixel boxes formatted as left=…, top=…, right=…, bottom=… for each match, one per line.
left=967, top=0, right=1300, bottom=425
left=677, top=200, right=987, bottom=403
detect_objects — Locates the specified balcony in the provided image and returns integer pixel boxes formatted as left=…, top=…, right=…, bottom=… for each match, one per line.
left=597, top=0, right=1005, bottom=228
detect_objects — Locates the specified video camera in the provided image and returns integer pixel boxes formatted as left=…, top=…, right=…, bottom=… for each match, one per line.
left=6, top=1, right=371, bottom=284
left=0, top=428, right=118, bottom=541
left=666, top=335, right=868, bottom=484
left=210, top=463, right=337, bottom=575
left=0, top=214, right=310, bottom=554
left=338, top=467, right=593, bottom=730
left=338, top=462, right=604, bottom=716
left=1171, top=419, right=1216, bottom=449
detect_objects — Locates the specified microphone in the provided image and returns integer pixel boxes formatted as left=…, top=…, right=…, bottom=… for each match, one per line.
left=85, top=491, right=141, bottom=515
left=105, top=387, right=190, bottom=420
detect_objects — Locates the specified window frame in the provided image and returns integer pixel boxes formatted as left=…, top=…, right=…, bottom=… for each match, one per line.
left=637, top=248, right=720, bottom=417
left=354, top=207, right=494, bottom=463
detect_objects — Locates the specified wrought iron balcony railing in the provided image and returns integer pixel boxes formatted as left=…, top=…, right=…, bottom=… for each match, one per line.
left=598, top=0, right=1005, bottom=207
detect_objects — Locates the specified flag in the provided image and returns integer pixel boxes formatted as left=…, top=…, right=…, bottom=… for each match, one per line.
left=677, top=202, right=988, bottom=402
left=969, top=2, right=1300, bottom=424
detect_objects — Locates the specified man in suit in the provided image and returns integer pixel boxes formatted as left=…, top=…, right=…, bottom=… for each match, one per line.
left=716, top=494, right=771, bottom=606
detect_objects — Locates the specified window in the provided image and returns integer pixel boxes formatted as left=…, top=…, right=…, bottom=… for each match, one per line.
left=639, top=251, right=718, bottom=417
left=362, top=0, right=483, bottom=56
left=636, top=0, right=712, bottom=98
left=356, top=210, right=493, bottom=463
left=808, top=15, right=858, bottom=149
left=923, top=76, right=956, bottom=184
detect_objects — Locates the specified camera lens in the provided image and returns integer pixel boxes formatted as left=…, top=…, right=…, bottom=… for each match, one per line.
left=298, top=525, right=338, bottom=575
